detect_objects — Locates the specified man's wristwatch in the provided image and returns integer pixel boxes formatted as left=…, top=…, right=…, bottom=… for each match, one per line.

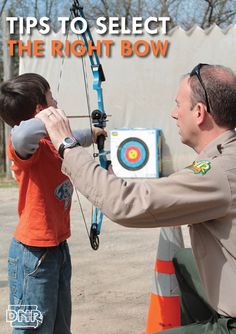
left=58, top=136, right=80, bottom=159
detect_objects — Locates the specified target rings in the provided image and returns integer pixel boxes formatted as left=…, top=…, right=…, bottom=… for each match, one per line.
left=117, top=137, right=149, bottom=171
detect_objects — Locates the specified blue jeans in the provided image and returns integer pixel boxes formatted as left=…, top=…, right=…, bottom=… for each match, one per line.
left=8, top=238, right=72, bottom=334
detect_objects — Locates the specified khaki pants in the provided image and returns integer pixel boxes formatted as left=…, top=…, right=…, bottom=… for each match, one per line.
left=156, top=248, right=236, bottom=334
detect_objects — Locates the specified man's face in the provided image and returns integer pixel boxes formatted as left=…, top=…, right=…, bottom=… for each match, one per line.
left=45, top=89, right=57, bottom=108
left=171, top=77, right=197, bottom=148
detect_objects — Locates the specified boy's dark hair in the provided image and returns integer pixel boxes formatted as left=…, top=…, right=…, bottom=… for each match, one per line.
left=0, top=73, right=50, bottom=127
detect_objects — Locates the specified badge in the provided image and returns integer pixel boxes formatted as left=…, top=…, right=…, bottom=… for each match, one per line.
left=186, top=160, right=211, bottom=175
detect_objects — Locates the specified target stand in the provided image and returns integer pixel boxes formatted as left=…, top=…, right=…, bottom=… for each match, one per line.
left=110, top=128, right=161, bottom=178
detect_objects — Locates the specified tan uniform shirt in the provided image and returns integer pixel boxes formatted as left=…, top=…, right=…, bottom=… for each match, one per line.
left=62, top=130, right=236, bottom=317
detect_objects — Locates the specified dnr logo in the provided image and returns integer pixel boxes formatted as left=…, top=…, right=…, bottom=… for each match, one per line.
left=6, top=305, right=43, bottom=329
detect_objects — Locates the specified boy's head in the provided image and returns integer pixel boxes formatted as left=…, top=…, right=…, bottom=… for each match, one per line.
left=0, top=73, right=56, bottom=127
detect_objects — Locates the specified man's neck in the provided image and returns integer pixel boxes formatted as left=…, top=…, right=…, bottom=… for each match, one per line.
left=194, top=127, right=230, bottom=154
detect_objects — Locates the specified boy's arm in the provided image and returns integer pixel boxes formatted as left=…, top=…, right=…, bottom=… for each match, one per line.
left=11, top=118, right=47, bottom=159
left=12, top=120, right=101, bottom=159
left=72, top=128, right=107, bottom=147
left=72, top=129, right=93, bottom=147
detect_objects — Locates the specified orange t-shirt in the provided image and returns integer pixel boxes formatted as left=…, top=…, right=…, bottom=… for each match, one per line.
left=8, top=137, right=73, bottom=247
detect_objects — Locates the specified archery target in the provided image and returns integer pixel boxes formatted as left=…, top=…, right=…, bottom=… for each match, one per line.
left=110, top=129, right=161, bottom=178
left=117, top=137, right=149, bottom=171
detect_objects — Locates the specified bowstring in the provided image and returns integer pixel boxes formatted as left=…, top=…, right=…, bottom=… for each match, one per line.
left=56, top=9, right=95, bottom=242
left=57, top=12, right=72, bottom=97
left=79, top=36, right=96, bottom=230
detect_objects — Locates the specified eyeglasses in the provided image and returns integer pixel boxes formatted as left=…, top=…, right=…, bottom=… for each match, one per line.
left=190, top=63, right=211, bottom=113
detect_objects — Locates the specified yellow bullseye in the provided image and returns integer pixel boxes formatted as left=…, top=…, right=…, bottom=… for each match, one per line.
left=128, top=149, right=138, bottom=160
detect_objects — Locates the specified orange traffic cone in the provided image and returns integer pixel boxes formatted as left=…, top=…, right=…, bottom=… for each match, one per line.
left=145, top=227, right=184, bottom=334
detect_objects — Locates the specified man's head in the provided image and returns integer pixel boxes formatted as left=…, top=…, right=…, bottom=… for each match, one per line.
left=172, top=64, right=236, bottom=152
left=0, top=73, right=57, bottom=127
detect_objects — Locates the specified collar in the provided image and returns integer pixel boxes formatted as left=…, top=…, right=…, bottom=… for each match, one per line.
left=198, top=129, right=236, bottom=160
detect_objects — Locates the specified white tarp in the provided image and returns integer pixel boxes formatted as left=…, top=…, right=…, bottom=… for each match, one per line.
left=19, top=25, right=236, bottom=175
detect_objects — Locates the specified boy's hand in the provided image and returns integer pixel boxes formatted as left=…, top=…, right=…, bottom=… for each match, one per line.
left=92, top=127, right=107, bottom=144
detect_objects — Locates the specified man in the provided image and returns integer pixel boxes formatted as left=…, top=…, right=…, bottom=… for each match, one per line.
left=37, top=64, right=236, bottom=333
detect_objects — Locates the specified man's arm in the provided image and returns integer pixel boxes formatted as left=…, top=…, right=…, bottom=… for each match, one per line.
left=36, top=107, right=231, bottom=229
left=62, top=146, right=231, bottom=228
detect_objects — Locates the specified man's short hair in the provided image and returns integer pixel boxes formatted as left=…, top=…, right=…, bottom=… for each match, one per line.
left=189, top=65, right=236, bottom=128
left=0, top=73, right=50, bottom=127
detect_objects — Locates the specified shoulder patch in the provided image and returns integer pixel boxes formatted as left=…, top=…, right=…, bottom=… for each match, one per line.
left=186, top=160, right=211, bottom=175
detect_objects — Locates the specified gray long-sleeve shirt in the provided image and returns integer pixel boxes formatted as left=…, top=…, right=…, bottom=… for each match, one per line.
left=11, top=118, right=93, bottom=158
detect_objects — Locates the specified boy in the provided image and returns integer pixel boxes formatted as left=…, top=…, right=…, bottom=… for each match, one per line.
left=0, top=73, right=104, bottom=333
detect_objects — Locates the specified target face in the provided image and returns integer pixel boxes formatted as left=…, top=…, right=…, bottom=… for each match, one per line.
left=117, top=137, right=149, bottom=171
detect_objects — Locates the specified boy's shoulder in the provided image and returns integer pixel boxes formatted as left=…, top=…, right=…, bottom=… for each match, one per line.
left=8, top=135, right=60, bottom=169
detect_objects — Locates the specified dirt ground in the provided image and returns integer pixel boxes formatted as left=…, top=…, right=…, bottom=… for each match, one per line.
left=0, top=187, right=190, bottom=334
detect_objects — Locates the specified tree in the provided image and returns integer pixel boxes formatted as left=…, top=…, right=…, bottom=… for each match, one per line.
left=77, top=0, right=236, bottom=30
left=201, top=0, right=236, bottom=29
left=0, top=0, right=8, bottom=17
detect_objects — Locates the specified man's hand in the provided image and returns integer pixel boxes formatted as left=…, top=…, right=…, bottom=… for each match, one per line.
left=35, top=107, right=73, bottom=150
left=92, top=127, right=107, bottom=144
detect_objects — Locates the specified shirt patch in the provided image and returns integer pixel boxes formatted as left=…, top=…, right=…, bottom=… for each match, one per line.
left=186, top=160, right=211, bottom=175
left=55, top=180, right=73, bottom=209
